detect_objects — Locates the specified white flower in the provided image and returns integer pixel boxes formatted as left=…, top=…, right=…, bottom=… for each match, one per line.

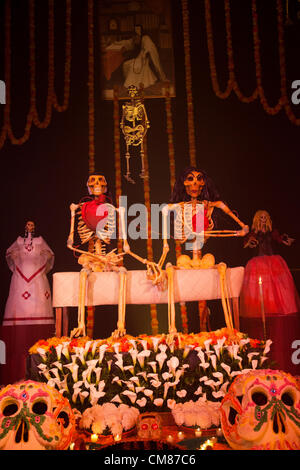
left=263, top=339, right=272, bottom=356
left=137, top=350, right=151, bottom=368
left=55, top=344, right=63, bottom=360
left=52, top=361, right=63, bottom=372
left=114, top=353, right=124, bottom=371
left=124, top=365, right=134, bottom=374
left=113, top=342, right=120, bottom=354
left=139, top=339, right=148, bottom=350
left=204, top=339, right=212, bottom=352
left=136, top=397, right=147, bottom=408
left=221, top=362, right=231, bottom=376
left=150, top=379, right=161, bottom=388
left=79, top=390, right=89, bottom=404
left=129, top=376, right=140, bottom=386
left=194, top=385, right=203, bottom=396
left=212, top=372, right=224, bottom=386
left=210, top=354, right=217, bottom=370
left=89, top=385, right=105, bottom=405
left=128, top=349, right=139, bottom=366
left=111, top=394, right=122, bottom=404
left=158, top=344, right=168, bottom=353
left=99, top=344, right=108, bottom=363
left=148, top=362, right=157, bottom=373
left=167, top=356, right=180, bottom=375
left=251, top=359, right=258, bottom=370
left=154, top=398, right=163, bottom=407
left=37, top=347, right=48, bottom=361
left=62, top=345, right=70, bottom=361
left=63, top=363, right=79, bottom=382
left=135, top=387, right=145, bottom=393
left=150, top=336, right=160, bottom=352
left=121, top=390, right=137, bottom=404
left=162, top=372, right=173, bottom=381
left=156, top=351, right=167, bottom=370
left=143, top=389, right=153, bottom=399
left=167, top=399, right=176, bottom=410
left=176, top=390, right=187, bottom=398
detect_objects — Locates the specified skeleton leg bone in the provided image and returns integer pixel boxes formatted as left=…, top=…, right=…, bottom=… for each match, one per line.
left=71, top=268, right=89, bottom=338
left=124, top=149, right=135, bottom=184
left=166, top=263, right=177, bottom=339
left=112, top=268, right=127, bottom=338
left=216, top=263, right=234, bottom=331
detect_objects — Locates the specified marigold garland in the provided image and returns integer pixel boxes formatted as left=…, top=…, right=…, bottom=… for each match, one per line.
left=204, top=0, right=300, bottom=125
left=0, top=0, right=72, bottom=149
left=86, top=0, right=96, bottom=336
left=142, top=134, right=159, bottom=335
left=113, top=86, right=123, bottom=257
left=164, top=83, right=188, bottom=333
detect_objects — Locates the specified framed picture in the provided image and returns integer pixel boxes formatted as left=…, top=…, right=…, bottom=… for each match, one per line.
left=98, top=0, right=176, bottom=99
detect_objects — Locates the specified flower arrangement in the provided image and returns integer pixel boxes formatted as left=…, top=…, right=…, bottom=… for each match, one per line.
left=172, top=398, right=221, bottom=429
left=79, top=403, right=139, bottom=437
left=28, top=329, right=272, bottom=415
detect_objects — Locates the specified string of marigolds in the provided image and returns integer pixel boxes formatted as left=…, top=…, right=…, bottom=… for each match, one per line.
left=86, top=0, right=96, bottom=337
left=204, top=0, right=300, bottom=124
left=142, top=135, right=159, bottom=335
left=164, top=84, right=188, bottom=334
left=0, top=0, right=72, bottom=149
left=113, top=87, right=124, bottom=257
left=181, top=0, right=197, bottom=166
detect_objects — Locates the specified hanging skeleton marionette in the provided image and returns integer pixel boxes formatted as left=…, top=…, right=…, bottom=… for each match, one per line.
left=120, top=85, right=150, bottom=183
left=67, top=172, right=161, bottom=338
left=157, top=167, right=249, bottom=334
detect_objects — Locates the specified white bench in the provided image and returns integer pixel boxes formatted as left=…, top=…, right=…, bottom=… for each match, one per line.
left=52, top=267, right=244, bottom=336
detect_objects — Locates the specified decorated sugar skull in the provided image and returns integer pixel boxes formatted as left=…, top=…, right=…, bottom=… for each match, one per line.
left=220, top=370, right=300, bottom=450
left=137, top=413, right=162, bottom=440
left=0, top=380, right=75, bottom=450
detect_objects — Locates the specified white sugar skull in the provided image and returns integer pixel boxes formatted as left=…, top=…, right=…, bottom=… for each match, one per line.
left=137, top=413, right=162, bottom=440
left=220, top=370, right=300, bottom=450
left=0, top=380, right=75, bottom=450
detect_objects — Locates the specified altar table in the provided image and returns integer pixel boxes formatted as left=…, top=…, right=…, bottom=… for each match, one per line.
left=52, top=267, right=244, bottom=336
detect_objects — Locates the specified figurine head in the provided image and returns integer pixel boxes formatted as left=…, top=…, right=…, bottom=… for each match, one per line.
left=252, top=210, right=272, bottom=233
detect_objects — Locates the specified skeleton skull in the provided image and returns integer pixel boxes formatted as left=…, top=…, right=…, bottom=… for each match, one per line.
left=220, top=370, right=300, bottom=450
left=184, top=171, right=205, bottom=199
left=87, top=174, right=107, bottom=197
left=137, top=413, right=162, bottom=440
left=0, top=380, right=75, bottom=450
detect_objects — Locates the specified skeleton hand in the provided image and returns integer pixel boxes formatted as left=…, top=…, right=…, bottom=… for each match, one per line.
left=281, top=234, right=295, bottom=246
left=146, top=261, right=165, bottom=287
left=235, top=225, right=249, bottom=237
left=70, top=323, right=86, bottom=338
left=245, top=236, right=258, bottom=248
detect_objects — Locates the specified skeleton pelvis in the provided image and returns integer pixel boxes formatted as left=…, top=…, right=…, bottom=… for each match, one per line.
left=81, top=199, right=108, bottom=232
left=78, top=254, right=104, bottom=271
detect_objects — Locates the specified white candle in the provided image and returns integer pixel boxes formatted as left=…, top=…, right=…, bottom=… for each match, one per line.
left=258, top=276, right=267, bottom=339
left=167, top=434, right=174, bottom=443
left=69, top=442, right=75, bottom=450
left=195, top=427, right=202, bottom=437
left=177, top=431, right=184, bottom=441
left=114, top=434, right=122, bottom=442
left=91, top=433, right=98, bottom=443
left=216, top=427, right=223, bottom=437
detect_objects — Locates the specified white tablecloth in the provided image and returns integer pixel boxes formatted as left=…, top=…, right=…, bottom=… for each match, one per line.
left=52, top=267, right=244, bottom=307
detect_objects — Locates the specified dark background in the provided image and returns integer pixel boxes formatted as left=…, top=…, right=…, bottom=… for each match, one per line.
left=0, top=0, right=299, bottom=338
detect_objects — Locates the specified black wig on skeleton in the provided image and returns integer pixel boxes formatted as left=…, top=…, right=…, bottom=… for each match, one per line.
left=170, top=167, right=221, bottom=203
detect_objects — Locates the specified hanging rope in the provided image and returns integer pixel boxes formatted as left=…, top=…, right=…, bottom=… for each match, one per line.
left=204, top=0, right=300, bottom=124
left=0, top=0, right=72, bottom=149
left=113, top=86, right=124, bottom=257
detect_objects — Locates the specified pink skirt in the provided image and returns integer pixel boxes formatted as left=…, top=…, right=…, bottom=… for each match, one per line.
left=240, top=255, right=300, bottom=318
left=0, top=324, right=55, bottom=386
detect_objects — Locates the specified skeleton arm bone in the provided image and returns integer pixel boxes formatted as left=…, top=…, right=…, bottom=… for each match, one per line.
left=211, top=201, right=249, bottom=236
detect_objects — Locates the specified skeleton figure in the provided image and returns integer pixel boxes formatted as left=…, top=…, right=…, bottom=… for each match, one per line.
left=120, top=85, right=150, bottom=183
left=67, top=172, right=161, bottom=338
left=158, top=167, right=249, bottom=334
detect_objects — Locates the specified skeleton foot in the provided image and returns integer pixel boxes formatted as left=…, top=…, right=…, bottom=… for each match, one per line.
left=124, top=174, right=135, bottom=184
left=112, top=328, right=127, bottom=339
left=70, top=324, right=86, bottom=338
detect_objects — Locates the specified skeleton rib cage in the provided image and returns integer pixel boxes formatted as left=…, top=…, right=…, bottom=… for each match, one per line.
left=75, top=202, right=117, bottom=256
left=173, top=201, right=214, bottom=243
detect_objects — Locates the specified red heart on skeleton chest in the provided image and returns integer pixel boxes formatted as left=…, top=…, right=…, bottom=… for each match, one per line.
left=81, top=199, right=109, bottom=232
left=192, top=208, right=210, bottom=232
